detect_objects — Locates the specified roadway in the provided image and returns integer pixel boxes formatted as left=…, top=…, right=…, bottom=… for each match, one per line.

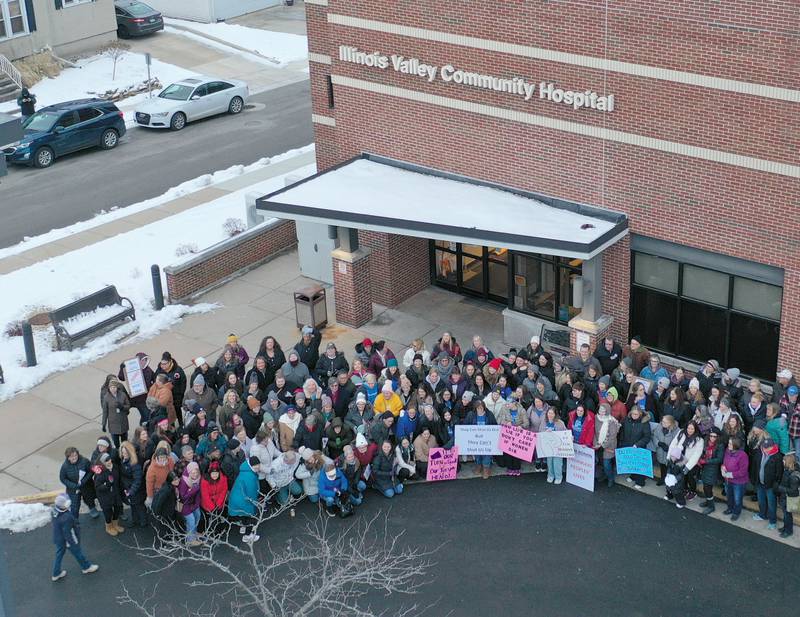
left=0, top=80, right=313, bottom=249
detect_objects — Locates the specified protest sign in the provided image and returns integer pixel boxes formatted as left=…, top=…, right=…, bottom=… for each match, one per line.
left=535, top=430, right=575, bottom=458
left=427, top=447, right=459, bottom=482
left=566, top=444, right=595, bottom=492
left=123, top=357, right=147, bottom=397
left=615, top=447, right=654, bottom=477
left=499, top=425, right=537, bottom=462
left=455, top=425, right=501, bottom=455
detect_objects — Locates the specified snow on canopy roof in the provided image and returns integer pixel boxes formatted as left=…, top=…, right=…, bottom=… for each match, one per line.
left=257, top=155, right=628, bottom=259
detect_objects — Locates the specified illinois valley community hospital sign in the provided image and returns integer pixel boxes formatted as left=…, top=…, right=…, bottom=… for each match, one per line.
left=339, top=45, right=616, bottom=112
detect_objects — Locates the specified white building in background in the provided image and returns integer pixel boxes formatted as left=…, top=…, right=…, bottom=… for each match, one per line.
left=143, top=0, right=282, bottom=23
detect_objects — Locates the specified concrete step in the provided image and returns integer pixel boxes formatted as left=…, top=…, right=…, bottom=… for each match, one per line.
left=0, top=81, right=20, bottom=104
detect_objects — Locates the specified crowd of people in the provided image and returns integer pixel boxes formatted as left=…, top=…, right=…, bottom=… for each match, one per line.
left=51, top=327, right=800, bottom=579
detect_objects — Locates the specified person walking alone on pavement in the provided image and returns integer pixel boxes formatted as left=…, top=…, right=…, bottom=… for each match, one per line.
left=51, top=493, right=99, bottom=582
left=17, top=88, right=36, bottom=120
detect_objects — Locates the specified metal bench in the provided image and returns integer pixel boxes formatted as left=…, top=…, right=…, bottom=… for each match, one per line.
left=49, top=285, right=135, bottom=351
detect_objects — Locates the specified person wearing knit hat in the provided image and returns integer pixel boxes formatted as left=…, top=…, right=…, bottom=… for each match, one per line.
left=221, top=438, right=245, bottom=489
left=355, top=433, right=368, bottom=449
left=318, top=462, right=349, bottom=516
left=373, top=380, right=403, bottom=418
left=752, top=436, right=782, bottom=529
left=93, top=451, right=125, bottom=536
left=293, top=325, right=322, bottom=374
left=51, top=493, right=99, bottom=581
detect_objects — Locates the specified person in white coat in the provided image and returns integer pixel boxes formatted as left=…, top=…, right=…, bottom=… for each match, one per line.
left=666, top=421, right=705, bottom=508
left=402, top=339, right=431, bottom=370
left=483, top=388, right=506, bottom=417
left=250, top=427, right=281, bottom=494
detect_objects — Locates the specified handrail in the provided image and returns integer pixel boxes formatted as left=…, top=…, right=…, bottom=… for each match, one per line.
left=0, top=53, right=22, bottom=89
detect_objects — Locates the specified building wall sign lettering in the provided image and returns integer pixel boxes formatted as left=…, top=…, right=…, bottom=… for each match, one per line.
left=338, top=45, right=615, bottom=112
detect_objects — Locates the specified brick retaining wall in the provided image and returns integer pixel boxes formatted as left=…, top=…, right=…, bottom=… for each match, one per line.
left=165, top=220, right=297, bottom=303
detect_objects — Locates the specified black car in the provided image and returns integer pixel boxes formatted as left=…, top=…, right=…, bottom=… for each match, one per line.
left=114, top=0, right=164, bottom=38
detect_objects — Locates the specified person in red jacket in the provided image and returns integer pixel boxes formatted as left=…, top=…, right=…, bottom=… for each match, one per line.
left=568, top=405, right=596, bottom=447
left=200, top=461, right=228, bottom=535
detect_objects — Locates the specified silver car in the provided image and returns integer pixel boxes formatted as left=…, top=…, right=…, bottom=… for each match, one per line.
left=134, top=76, right=249, bottom=130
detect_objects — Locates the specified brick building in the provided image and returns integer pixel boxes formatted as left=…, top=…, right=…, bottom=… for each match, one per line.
left=258, top=0, right=799, bottom=382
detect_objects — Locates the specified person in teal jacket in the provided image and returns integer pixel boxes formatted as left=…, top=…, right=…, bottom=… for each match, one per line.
left=766, top=403, right=791, bottom=454
left=228, top=456, right=260, bottom=543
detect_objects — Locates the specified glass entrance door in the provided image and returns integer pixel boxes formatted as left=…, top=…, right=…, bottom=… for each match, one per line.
left=432, top=242, right=509, bottom=303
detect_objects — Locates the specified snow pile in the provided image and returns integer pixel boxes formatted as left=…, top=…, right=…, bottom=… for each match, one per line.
left=0, top=144, right=315, bottom=261
left=59, top=305, right=131, bottom=335
left=166, top=19, right=308, bottom=67
left=0, top=51, right=194, bottom=121
left=0, top=502, right=52, bottom=533
left=0, top=149, right=317, bottom=401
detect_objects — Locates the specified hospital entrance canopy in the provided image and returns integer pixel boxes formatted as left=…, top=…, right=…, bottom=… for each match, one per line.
left=256, top=154, right=628, bottom=261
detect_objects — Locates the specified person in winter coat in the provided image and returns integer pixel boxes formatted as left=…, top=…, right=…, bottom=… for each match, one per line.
left=50, top=493, right=99, bottom=582
left=267, top=450, right=304, bottom=504
left=117, top=352, right=156, bottom=425
left=224, top=334, right=250, bottom=376
left=367, top=341, right=397, bottom=378
left=412, top=428, right=438, bottom=477
left=101, top=379, right=131, bottom=448
left=765, top=403, right=791, bottom=454
left=17, top=87, right=36, bottom=119
left=752, top=437, right=783, bottom=529
left=278, top=405, right=302, bottom=452
left=568, top=405, right=596, bottom=448
left=190, top=357, right=224, bottom=399
left=228, top=457, right=262, bottom=543
left=593, top=337, right=622, bottom=377
left=662, top=387, right=691, bottom=428
left=432, top=332, right=462, bottom=364
left=325, top=417, right=355, bottom=460
left=315, top=342, right=349, bottom=386
left=148, top=375, right=177, bottom=427
left=698, top=428, right=725, bottom=514
left=639, top=354, right=669, bottom=384
left=338, top=445, right=366, bottom=505
left=145, top=447, right=175, bottom=504
left=650, top=415, right=680, bottom=485
left=776, top=453, right=799, bottom=538
left=370, top=411, right=395, bottom=446
left=318, top=463, right=349, bottom=515
left=721, top=437, right=748, bottom=520
left=255, top=335, right=285, bottom=381
left=465, top=401, right=498, bottom=479
left=665, top=421, right=704, bottom=508
left=281, top=350, right=311, bottom=390
left=60, top=447, right=98, bottom=520
left=395, top=437, right=417, bottom=482
left=620, top=406, right=652, bottom=489
left=496, top=400, right=531, bottom=476
left=199, top=461, right=228, bottom=534
left=221, top=439, right=246, bottom=487
left=216, top=390, right=245, bottom=438
left=622, top=336, right=650, bottom=374
left=186, top=374, right=218, bottom=420
left=250, top=426, right=280, bottom=493
left=395, top=406, right=420, bottom=443
left=293, top=413, right=325, bottom=451
left=155, top=352, right=187, bottom=425
left=594, top=404, right=621, bottom=488
left=344, top=393, right=373, bottom=434
left=178, top=462, right=202, bottom=545
left=293, top=325, right=322, bottom=372
left=293, top=448, right=329, bottom=502
left=373, top=381, right=403, bottom=418
left=403, top=339, right=432, bottom=369
left=93, top=454, right=124, bottom=536
left=372, top=440, right=403, bottom=498
left=150, top=472, right=180, bottom=526
left=119, top=441, right=146, bottom=528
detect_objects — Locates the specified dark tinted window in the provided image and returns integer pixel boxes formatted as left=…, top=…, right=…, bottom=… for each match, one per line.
left=207, top=81, right=233, bottom=94
left=78, top=108, right=102, bottom=122
left=192, top=85, right=208, bottom=97
left=58, top=111, right=79, bottom=128
left=678, top=300, right=726, bottom=363
left=728, top=314, right=779, bottom=379
left=127, top=2, right=155, bottom=16
left=630, top=287, right=677, bottom=353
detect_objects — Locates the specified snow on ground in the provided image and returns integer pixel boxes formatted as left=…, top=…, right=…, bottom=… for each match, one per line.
left=0, top=152, right=317, bottom=401
left=166, top=18, right=308, bottom=66
left=0, top=502, right=51, bottom=533
left=0, top=51, right=195, bottom=124
left=0, top=145, right=315, bottom=261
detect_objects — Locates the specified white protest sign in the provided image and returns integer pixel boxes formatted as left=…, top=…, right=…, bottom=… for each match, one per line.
left=566, top=444, right=595, bottom=492
left=123, top=357, right=148, bottom=397
left=535, top=430, right=575, bottom=458
left=455, top=425, right=502, bottom=455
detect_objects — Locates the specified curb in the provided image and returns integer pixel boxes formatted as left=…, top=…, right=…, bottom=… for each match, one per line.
left=166, top=22, right=282, bottom=65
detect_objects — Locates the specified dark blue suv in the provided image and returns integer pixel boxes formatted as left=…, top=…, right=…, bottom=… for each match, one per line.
left=2, top=99, right=126, bottom=168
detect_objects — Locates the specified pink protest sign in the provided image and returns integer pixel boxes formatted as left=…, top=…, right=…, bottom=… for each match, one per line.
left=426, top=447, right=459, bottom=482
left=499, top=425, right=537, bottom=462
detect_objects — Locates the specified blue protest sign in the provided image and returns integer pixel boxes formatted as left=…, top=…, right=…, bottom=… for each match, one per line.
left=615, top=447, right=654, bottom=478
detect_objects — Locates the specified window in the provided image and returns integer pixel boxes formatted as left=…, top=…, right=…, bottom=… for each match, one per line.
left=192, top=85, right=208, bottom=98
left=630, top=251, right=782, bottom=379
left=431, top=242, right=509, bottom=304
left=77, top=108, right=102, bottom=122
left=62, top=0, right=93, bottom=7
left=0, top=0, right=27, bottom=39
left=57, top=111, right=78, bottom=128
left=326, top=75, right=334, bottom=108
left=512, top=253, right=581, bottom=324
left=207, top=81, right=232, bottom=94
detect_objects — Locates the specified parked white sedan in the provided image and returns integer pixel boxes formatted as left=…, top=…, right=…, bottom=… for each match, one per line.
left=134, top=76, right=249, bottom=130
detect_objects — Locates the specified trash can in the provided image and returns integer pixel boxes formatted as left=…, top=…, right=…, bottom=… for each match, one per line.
left=294, top=285, right=327, bottom=330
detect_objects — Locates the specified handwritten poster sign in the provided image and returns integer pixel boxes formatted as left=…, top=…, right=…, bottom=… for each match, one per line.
left=427, top=447, right=459, bottom=482
left=499, top=425, right=537, bottom=462
left=615, top=447, right=654, bottom=477
left=566, top=444, right=595, bottom=492
left=123, top=357, right=147, bottom=397
left=535, top=430, right=575, bottom=458
left=455, top=425, right=501, bottom=455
